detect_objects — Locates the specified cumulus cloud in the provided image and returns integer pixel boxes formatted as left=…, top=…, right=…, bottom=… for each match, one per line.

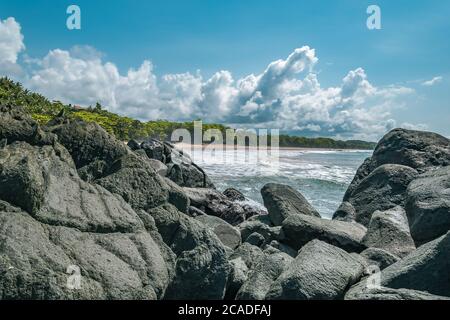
left=22, top=46, right=416, bottom=140
left=0, top=17, right=25, bottom=76
left=422, top=76, right=443, bottom=86
left=400, top=122, right=429, bottom=131
left=1, top=17, right=420, bottom=140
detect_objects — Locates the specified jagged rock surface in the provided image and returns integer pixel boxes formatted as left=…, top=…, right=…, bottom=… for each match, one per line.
left=261, top=183, right=321, bottom=226
left=281, top=214, right=367, bottom=253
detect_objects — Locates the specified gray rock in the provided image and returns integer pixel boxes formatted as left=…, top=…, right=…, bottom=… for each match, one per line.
left=45, top=117, right=129, bottom=169
left=184, top=187, right=259, bottom=225
left=127, top=139, right=141, bottom=151
left=195, top=215, right=241, bottom=250
left=229, top=243, right=264, bottom=270
left=236, top=200, right=268, bottom=219
left=238, top=219, right=281, bottom=244
left=236, top=251, right=293, bottom=300
left=141, top=139, right=166, bottom=162
left=281, top=214, right=367, bottom=253
left=225, top=257, right=249, bottom=300
left=266, top=240, right=365, bottom=300
left=0, top=142, right=142, bottom=233
left=377, top=231, right=450, bottom=297
left=360, top=248, right=401, bottom=270
left=261, top=183, right=321, bottom=226
left=165, top=146, right=214, bottom=188
left=345, top=128, right=450, bottom=201
left=162, top=177, right=190, bottom=214
left=147, top=159, right=168, bottom=176
left=372, top=128, right=450, bottom=171
left=245, top=232, right=266, bottom=247
left=362, top=206, right=416, bottom=258
left=332, top=202, right=356, bottom=222
left=345, top=284, right=450, bottom=300
left=266, top=241, right=298, bottom=258
left=346, top=164, right=418, bottom=226
left=77, top=159, right=109, bottom=182
left=0, top=105, right=56, bottom=146
left=146, top=204, right=230, bottom=299
left=0, top=209, right=173, bottom=300
left=187, top=206, right=206, bottom=217
left=406, top=166, right=450, bottom=245
left=223, top=188, right=246, bottom=201
left=95, top=153, right=170, bottom=212
left=344, top=157, right=376, bottom=202
left=247, top=214, right=273, bottom=226
left=133, top=148, right=168, bottom=177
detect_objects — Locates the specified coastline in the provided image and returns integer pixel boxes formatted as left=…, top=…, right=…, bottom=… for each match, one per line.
left=173, top=142, right=373, bottom=153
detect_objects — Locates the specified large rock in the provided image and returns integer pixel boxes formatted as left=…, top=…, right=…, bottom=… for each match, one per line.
left=375, top=231, right=450, bottom=297
left=162, top=177, right=190, bottom=214
left=0, top=142, right=142, bottom=233
left=95, top=153, right=174, bottom=212
left=345, top=128, right=450, bottom=201
left=281, top=214, right=367, bottom=253
left=236, top=251, right=293, bottom=300
left=372, top=128, right=450, bottom=171
left=360, top=248, right=400, bottom=270
left=266, top=240, right=365, bottom=300
left=195, top=215, right=241, bottom=250
left=0, top=105, right=56, bottom=146
left=362, top=206, right=415, bottom=258
left=265, top=240, right=298, bottom=258
left=147, top=159, right=168, bottom=176
left=238, top=219, right=281, bottom=245
left=261, top=183, right=320, bottom=226
left=184, top=187, right=259, bottom=225
left=141, top=139, right=166, bottom=163
left=148, top=141, right=215, bottom=189
left=229, top=243, right=264, bottom=271
left=332, top=202, right=356, bottom=222
left=0, top=208, right=173, bottom=300
left=406, top=166, right=450, bottom=245
left=345, top=284, right=450, bottom=300
left=345, top=164, right=418, bottom=226
left=46, top=117, right=129, bottom=169
left=245, top=232, right=266, bottom=247
left=146, top=204, right=230, bottom=299
left=225, top=257, right=249, bottom=300
left=223, top=188, right=246, bottom=202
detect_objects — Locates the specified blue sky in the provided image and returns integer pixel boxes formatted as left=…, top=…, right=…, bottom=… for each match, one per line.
left=0, top=0, right=449, bottom=140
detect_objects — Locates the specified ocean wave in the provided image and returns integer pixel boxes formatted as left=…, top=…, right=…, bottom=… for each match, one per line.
left=182, top=147, right=370, bottom=218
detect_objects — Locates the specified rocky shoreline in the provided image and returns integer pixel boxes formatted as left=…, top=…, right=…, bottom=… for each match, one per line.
left=0, top=104, right=449, bottom=300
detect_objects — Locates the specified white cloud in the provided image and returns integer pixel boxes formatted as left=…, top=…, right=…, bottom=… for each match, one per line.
left=28, top=49, right=122, bottom=108
left=400, top=122, right=429, bottom=131
left=422, top=76, right=443, bottom=86
left=1, top=17, right=421, bottom=140
left=0, top=17, right=25, bottom=76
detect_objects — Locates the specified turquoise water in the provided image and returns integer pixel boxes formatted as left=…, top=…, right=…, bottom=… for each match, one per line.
left=185, top=147, right=372, bottom=219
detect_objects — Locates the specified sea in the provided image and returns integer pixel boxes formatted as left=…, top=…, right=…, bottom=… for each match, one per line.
left=179, top=145, right=372, bottom=219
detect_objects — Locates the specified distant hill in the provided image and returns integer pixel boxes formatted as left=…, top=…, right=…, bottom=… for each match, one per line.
left=0, top=77, right=376, bottom=150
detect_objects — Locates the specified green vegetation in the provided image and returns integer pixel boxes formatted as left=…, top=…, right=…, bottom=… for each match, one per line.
left=277, top=135, right=376, bottom=150
left=0, top=77, right=376, bottom=149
